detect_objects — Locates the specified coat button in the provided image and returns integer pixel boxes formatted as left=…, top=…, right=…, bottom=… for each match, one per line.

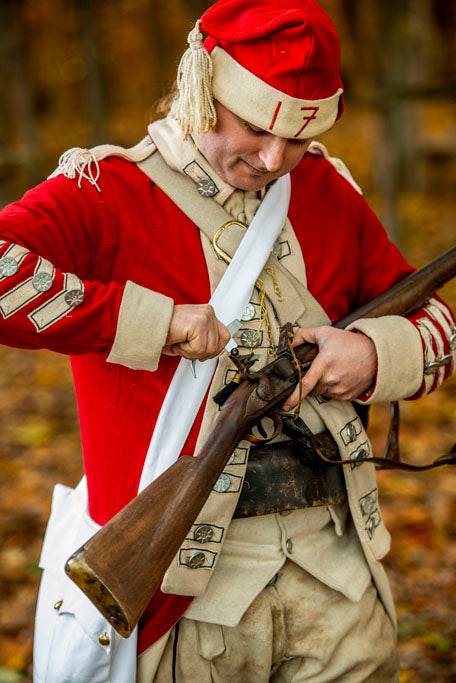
left=194, top=524, right=214, bottom=543
left=33, top=272, right=53, bottom=292
left=449, top=327, right=456, bottom=350
left=65, top=289, right=84, bottom=306
left=197, top=178, right=217, bottom=197
left=188, top=552, right=206, bottom=569
left=98, top=633, right=110, bottom=646
left=360, top=496, right=376, bottom=516
left=0, top=257, right=18, bottom=277
left=346, top=422, right=358, bottom=442
left=213, top=473, right=231, bottom=492
left=286, top=538, right=293, bottom=553
left=272, top=240, right=282, bottom=259
left=53, top=600, right=63, bottom=610
left=241, top=303, right=255, bottom=322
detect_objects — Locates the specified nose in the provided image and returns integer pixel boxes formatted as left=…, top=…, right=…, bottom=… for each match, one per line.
left=258, top=136, right=288, bottom=173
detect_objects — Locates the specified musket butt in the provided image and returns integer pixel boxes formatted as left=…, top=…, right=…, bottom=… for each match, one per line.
left=65, top=546, right=134, bottom=638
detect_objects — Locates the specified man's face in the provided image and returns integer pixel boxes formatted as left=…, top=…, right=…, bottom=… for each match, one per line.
left=197, top=102, right=311, bottom=192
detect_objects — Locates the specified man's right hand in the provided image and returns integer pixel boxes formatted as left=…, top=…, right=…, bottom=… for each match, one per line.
left=162, top=304, right=230, bottom=361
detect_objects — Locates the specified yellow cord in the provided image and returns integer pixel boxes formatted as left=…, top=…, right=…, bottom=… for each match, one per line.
left=247, top=267, right=285, bottom=357
left=265, top=266, right=284, bottom=302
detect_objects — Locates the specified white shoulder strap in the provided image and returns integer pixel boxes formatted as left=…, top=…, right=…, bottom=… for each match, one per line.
left=137, top=151, right=246, bottom=257
left=138, top=171, right=291, bottom=489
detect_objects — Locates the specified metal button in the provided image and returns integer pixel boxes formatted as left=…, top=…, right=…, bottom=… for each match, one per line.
left=285, top=538, right=293, bottom=553
left=227, top=452, right=235, bottom=465
left=241, top=303, right=255, bottom=322
left=98, top=633, right=110, bottom=646
left=33, top=272, right=53, bottom=292
left=194, top=524, right=214, bottom=543
left=197, top=178, right=217, bottom=197
left=449, top=327, right=456, bottom=351
left=64, top=289, right=84, bottom=306
left=366, top=516, right=378, bottom=538
left=424, top=354, right=453, bottom=374
left=272, top=241, right=282, bottom=259
left=240, top=329, right=261, bottom=347
left=355, top=448, right=368, bottom=461
left=360, top=496, right=376, bottom=516
left=0, top=257, right=18, bottom=277
left=213, top=473, right=231, bottom=493
left=346, top=422, right=358, bottom=442
left=54, top=600, right=63, bottom=610
left=188, top=552, right=206, bottom=569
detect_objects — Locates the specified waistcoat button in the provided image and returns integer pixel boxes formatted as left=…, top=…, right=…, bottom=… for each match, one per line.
left=240, top=329, right=261, bottom=347
left=194, top=524, right=214, bottom=543
left=213, top=473, right=231, bottom=492
left=360, top=496, right=376, bottom=516
left=188, top=552, right=206, bottom=568
left=241, top=303, right=255, bottom=321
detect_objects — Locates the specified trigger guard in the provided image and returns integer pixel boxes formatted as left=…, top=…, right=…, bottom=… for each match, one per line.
left=245, top=412, right=283, bottom=445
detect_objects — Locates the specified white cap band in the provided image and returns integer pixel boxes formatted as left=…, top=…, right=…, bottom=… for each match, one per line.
left=211, top=47, right=342, bottom=139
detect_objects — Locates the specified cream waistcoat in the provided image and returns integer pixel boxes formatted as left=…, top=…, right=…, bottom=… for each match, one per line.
left=139, top=117, right=395, bottom=629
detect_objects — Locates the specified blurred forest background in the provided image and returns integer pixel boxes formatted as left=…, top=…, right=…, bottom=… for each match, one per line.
left=0, top=0, right=455, bottom=681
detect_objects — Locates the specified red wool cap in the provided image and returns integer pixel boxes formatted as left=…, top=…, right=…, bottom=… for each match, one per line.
left=200, top=0, right=344, bottom=139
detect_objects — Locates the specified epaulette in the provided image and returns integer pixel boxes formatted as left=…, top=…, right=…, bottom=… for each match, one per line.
left=47, top=136, right=156, bottom=192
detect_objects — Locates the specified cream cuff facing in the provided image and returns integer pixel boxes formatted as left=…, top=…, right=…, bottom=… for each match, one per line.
left=107, top=280, right=174, bottom=371
left=347, top=316, right=424, bottom=403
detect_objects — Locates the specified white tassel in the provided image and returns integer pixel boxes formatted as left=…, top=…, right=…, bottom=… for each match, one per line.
left=171, top=20, right=217, bottom=138
left=48, top=148, right=101, bottom=192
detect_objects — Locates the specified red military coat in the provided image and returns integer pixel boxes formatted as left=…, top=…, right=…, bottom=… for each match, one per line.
left=0, top=150, right=453, bottom=650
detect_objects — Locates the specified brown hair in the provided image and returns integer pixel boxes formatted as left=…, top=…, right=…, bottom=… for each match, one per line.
left=155, top=81, right=178, bottom=118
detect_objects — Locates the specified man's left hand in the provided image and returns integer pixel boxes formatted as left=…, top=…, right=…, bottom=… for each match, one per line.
left=283, top=326, right=377, bottom=411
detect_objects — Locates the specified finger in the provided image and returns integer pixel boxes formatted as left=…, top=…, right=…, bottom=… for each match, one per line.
left=282, top=358, right=325, bottom=410
left=291, top=326, right=319, bottom=348
left=202, top=319, right=219, bottom=358
left=217, top=321, right=231, bottom=350
left=162, top=343, right=183, bottom=357
left=176, top=327, right=211, bottom=359
left=200, top=320, right=231, bottom=360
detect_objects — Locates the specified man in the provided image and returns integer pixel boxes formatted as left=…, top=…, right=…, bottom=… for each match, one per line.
left=0, top=1, right=454, bottom=681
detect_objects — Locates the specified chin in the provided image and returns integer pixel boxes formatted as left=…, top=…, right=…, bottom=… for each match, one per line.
left=229, top=173, right=270, bottom=192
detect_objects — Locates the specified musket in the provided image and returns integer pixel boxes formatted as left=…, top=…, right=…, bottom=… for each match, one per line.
left=65, top=247, right=456, bottom=638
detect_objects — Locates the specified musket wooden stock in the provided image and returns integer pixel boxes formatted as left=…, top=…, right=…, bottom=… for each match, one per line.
left=65, top=247, right=456, bottom=637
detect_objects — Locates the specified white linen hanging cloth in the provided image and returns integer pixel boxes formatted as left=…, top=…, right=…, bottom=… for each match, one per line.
left=138, top=173, right=291, bottom=491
